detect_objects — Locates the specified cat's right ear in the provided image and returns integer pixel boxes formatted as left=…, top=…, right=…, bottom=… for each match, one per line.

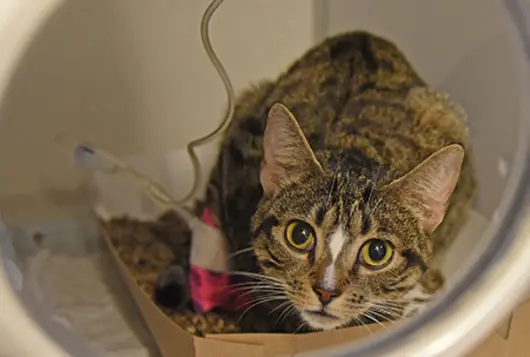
left=385, top=144, right=464, bottom=234
left=260, top=103, right=323, bottom=196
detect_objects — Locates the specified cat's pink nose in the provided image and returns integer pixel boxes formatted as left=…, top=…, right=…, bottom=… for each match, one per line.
left=313, top=287, right=339, bottom=306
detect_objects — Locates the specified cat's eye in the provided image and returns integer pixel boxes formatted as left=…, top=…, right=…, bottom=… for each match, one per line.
left=285, top=220, right=315, bottom=252
left=360, top=239, right=393, bottom=268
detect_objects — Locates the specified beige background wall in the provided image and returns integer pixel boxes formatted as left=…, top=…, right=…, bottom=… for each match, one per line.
left=0, top=0, right=315, bottom=214
left=321, top=0, right=526, bottom=219
left=0, top=0, right=527, bottom=221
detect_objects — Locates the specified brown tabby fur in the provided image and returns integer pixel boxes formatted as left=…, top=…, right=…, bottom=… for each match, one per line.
left=204, top=31, right=476, bottom=333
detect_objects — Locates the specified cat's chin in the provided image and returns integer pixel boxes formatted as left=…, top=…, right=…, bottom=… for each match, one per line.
left=299, top=310, right=348, bottom=331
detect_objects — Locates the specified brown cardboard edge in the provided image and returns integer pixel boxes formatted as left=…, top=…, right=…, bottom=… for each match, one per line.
left=465, top=300, right=530, bottom=357
left=492, top=293, right=530, bottom=340
left=99, top=218, right=393, bottom=356
left=100, top=224, right=265, bottom=357
left=205, top=323, right=389, bottom=356
left=194, top=338, right=265, bottom=357
left=205, top=333, right=297, bottom=356
left=101, top=227, right=195, bottom=357
left=494, top=315, right=513, bottom=340
left=505, top=299, right=530, bottom=357
left=99, top=213, right=530, bottom=357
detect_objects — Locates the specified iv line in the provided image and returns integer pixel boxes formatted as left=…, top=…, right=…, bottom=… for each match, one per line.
left=182, top=0, right=234, bottom=203
left=78, top=0, right=233, bottom=220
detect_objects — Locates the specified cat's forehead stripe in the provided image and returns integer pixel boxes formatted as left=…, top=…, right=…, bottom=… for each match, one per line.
left=329, top=226, right=347, bottom=262
left=322, top=226, right=348, bottom=290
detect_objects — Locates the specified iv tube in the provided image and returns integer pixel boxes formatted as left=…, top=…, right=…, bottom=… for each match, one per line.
left=77, top=0, right=233, bottom=220
left=181, top=0, right=234, bottom=203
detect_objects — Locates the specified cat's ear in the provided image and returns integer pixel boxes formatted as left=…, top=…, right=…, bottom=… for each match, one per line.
left=387, top=144, right=464, bottom=234
left=260, top=103, right=323, bottom=196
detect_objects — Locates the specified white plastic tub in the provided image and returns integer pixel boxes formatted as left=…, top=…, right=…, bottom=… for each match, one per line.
left=1, top=1, right=530, bottom=357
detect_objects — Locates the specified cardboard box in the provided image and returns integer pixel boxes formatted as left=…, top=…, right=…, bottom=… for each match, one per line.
left=87, top=148, right=526, bottom=357
left=101, top=228, right=530, bottom=357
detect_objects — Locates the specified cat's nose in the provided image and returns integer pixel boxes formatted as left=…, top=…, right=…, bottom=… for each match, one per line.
left=313, top=287, right=339, bottom=306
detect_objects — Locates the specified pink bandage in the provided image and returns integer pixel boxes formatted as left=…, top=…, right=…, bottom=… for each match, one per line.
left=200, top=207, right=217, bottom=228
left=189, top=208, right=250, bottom=313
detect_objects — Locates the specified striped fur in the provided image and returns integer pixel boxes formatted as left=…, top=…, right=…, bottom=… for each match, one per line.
left=204, top=31, right=475, bottom=332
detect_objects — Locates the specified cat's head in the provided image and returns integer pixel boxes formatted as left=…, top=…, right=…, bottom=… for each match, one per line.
left=251, top=103, right=463, bottom=331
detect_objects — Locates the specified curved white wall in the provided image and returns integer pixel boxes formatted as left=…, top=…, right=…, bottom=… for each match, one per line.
left=321, top=0, right=529, bottom=219
left=0, top=0, right=315, bottom=213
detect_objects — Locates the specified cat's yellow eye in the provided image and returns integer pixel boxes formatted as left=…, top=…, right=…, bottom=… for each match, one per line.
left=285, top=220, right=315, bottom=252
left=360, top=239, right=393, bottom=268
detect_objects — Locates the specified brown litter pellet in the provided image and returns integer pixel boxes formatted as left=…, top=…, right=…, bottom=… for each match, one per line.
left=33, top=232, right=44, bottom=246
left=102, top=209, right=242, bottom=336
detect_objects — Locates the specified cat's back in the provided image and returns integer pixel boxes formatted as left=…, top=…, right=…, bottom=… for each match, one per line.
left=204, top=32, right=475, bottom=332
left=223, top=31, right=469, bottom=177
left=206, top=30, right=473, bottom=255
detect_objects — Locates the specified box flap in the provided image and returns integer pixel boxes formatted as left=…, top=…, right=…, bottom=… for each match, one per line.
left=194, top=337, right=264, bottom=357
left=293, top=324, right=387, bottom=353
left=493, top=315, right=512, bottom=340
left=466, top=332, right=507, bottom=357
left=505, top=299, right=530, bottom=357
left=207, top=325, right=389, bottom=356
left=103, top=231, right=195, bottom=357
left=206, top=333, right=297, bottom=356
left=491, top=290, right=530, bottom=340
left=103, top=221, right=530, bottom=357
left=464, top=300, right=530, bottom=356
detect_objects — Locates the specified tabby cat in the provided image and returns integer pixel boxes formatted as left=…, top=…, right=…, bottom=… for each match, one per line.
left=204, top=31, right=476, bottom=332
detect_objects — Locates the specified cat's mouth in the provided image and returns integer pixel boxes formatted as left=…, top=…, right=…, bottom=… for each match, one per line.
left=305, top=309, right=339, bottom=319
left=300, top=308, right=345, bottom=330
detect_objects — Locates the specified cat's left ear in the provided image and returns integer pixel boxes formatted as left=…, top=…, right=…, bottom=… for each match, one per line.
left=260, top=103, right=323, bottom=196
left=386, top=144, right=464, bottom=234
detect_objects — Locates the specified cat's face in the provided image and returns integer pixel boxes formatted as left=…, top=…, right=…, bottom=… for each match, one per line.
left=251, top=103, right=463, bottom=331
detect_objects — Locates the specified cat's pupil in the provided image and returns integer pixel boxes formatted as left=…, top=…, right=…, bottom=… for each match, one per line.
left=292, top=223, right=311, bottom=245
left=368, top=240, right=386, bottom=261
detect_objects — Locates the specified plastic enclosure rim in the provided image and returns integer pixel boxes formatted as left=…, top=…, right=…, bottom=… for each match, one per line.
left=0, top=1, right=530, bottom=357
left=302, top=0, right=530, bottom=356
left=0, top=1, right=73, bottom=357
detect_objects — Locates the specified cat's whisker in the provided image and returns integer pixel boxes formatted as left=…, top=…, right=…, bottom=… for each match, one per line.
left=367, top=296, right=418, bottom=305
left=271, top=300, right=291, bottom=314
left=229, top=271, right=283, bottom=283
left=368, top=300, right=406, bottom=309
left=362, top=313, right=388, bottom=330
left=367, top=302, right=402, bottom=319
left=229, top=279, right=285, bottom=290
left=238, top=289, right=281, bottom=299
left=371, top=308, right=401, bottom=322
left=366, top=303, right=406, bottom=316
left=293, top=320, right=308, bottom=334
left=230, top=280, right=284, bottom=291
left=247, top=288, right=284, bottom=297
left=277, top=304, right=297, bottom=326
left=230, top=283, right=281, bottom=294
left=272, top=301, right=294, bottom=327
left=340, top=302, right=402, bottom=324
left=249, top=294, right=287, bottom=305
left=374, top=298, right=430, bottom=309
left=232, top=283, right=282, bottom=292
left=237, top=286, right=284, bottom=298
left=228, top=247, right=255, bottom=260
left=375, top=307, right=404, bottom=318
left=237, top=295, right=288, bottom=324
left=354, top=315, right=373, bottom=335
